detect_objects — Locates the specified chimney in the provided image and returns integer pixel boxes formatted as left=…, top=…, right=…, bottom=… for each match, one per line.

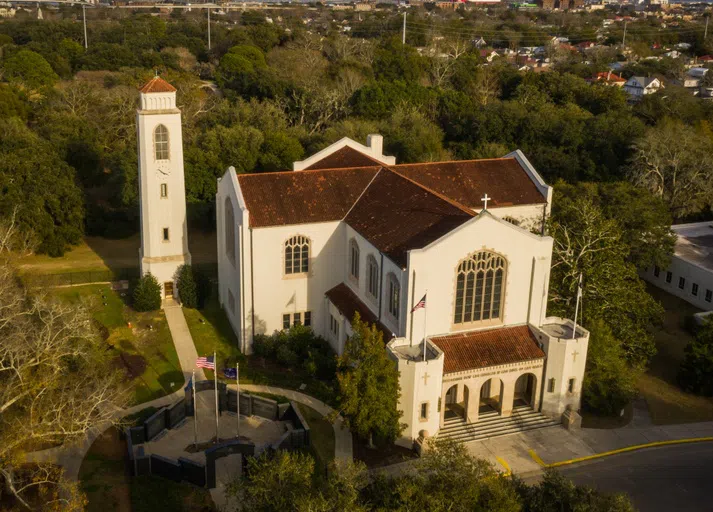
left=366, top=134, right=383, bottom=158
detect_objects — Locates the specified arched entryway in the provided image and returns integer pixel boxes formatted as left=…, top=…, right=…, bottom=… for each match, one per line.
left=514, top=373, right=537, bottom=409
left=444, top=384, right=470, bottom=420
left=479, top=378, right=503, bottom=415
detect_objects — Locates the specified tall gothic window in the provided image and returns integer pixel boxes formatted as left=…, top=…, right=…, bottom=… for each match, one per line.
left=453, top=250, right=506, bottom=325
left=224, top=198, right=235, bottom=265
left=285, top=235, right=310, bottom=275
left=154, top=124, right=169, bottom=161
left=367, top=255, right=379, bottom=299
left=349, top=239, right=360, bottom=281
left=387, top=273, right=400, bottom=320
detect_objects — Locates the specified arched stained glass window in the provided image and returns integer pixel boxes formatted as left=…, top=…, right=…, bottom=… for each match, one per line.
left=285, top=235, right=310, bottom=275
left=454, top=251, right=506, bottom=325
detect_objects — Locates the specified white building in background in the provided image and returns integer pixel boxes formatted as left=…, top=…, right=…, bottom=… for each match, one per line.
left=136, top=77, right=191, bottom=298
left=623, top=76, right=664, bottom=99
left=216, top=135, right=589, bottom=447
left=642, top=222, right=713, bottom=312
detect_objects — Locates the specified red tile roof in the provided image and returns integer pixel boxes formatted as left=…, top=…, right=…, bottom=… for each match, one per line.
left=393, top=158, right=546, bottom=209
left=237, top=167, right=379, bottom=228
left=430, top=325, right=545, bottom=374
left=139, top=76, right=177, bottom=94
left=325, top=283, right=393, bottom=341
left=305, top=146, right=385, bottom=170
left=345, top=168, right=474, bottom=267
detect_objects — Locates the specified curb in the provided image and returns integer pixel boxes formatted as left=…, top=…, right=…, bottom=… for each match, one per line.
left=529, top=437, right=713, bottom=469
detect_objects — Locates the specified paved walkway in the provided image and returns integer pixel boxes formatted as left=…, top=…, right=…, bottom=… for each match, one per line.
left=163, top=299, right=205, bottom=382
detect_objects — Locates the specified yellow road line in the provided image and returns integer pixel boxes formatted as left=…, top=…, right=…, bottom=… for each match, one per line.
left=529, top=437, right=713, bottom=469
left=528, top=449, right=546, bottom=467
left=496, top=456, right=511, bottom=476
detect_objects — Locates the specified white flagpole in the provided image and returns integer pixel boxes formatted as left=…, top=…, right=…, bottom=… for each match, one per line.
left=214, top=352, right=219, bottom=442
left=192, top=370, right=197, bottom=449
left=236, top=363, right=240, bottom=439
left=572, top=274, right=582, bottom=340
left=422, top=291, right=428, bottom=362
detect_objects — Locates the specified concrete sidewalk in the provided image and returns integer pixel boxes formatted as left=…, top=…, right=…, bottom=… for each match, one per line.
left=163, top=300, right=205, bottom=382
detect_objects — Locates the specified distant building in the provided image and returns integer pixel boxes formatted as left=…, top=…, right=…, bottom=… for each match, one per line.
left=642, top=222, right=713, bottom=311
left=623, top=76, right=664, bottom=99
left=586, top=71, right=626, bottom=86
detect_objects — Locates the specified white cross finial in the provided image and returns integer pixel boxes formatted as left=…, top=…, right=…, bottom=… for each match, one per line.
left=481, top=193, right=491, bottom=210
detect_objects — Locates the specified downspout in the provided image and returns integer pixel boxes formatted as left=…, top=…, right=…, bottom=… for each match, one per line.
left=378, top=253, right=384, bottom=322
left=541, top=203, right=547, bottom=236
left=250, top=227, right=255, bottom=344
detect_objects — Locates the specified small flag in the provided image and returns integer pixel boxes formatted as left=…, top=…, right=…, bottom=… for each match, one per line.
left=411, top=293, right=427, bottom=313
left=223, top=367, right=237, bottom=379
left=196, top=355, right=215, bottom=370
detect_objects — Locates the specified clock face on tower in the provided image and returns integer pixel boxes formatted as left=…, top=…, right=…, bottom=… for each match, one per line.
left=156, top=163, right=170, bottom=177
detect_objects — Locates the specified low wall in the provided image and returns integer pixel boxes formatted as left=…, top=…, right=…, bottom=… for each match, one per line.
left=126, top=382, right=311, bottom=489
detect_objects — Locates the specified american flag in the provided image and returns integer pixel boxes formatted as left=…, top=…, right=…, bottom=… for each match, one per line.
left=411, top=294, right=427, bottom=313
left=196, top=355, right=215, bottom=370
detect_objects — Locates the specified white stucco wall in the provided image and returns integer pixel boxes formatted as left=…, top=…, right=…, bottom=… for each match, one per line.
left=641, top=257, right=713, bottom=312
left=405, top=213, right=554, bottom=343
left=137, top=91, right=191, bottom=289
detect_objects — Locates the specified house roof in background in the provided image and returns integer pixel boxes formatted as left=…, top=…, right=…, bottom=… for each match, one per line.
left=430, top=325, right=545, bottom=374
left=139, top=76, right=177, bottom=94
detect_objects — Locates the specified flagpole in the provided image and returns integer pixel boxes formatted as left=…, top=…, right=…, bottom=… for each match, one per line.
left=214, top=351, right=219, bottom=443
left=572, top=274, right=582, bottom=340
left=422, top=290, right=428, bottom=362
left=236, top=363, right=240, bottom=439
left=192, top=369, right=197, bottom=449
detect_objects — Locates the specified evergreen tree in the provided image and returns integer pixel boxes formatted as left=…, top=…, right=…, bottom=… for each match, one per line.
left=333, top=313, right=403, bottom=447
left=133, top=273, right=161, bottom=312
left=678, top=319, right=713, bottom=396
left=175, top=264, right=198, bottom=308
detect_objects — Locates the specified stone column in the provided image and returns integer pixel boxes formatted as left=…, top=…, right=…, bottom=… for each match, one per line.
left=466, top=379, right=480, bottom=423
left=500, top=379, right=516, bottom=417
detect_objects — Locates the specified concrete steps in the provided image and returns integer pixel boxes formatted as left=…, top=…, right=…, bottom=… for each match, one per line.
left=437, top=406, right=560, bottom=443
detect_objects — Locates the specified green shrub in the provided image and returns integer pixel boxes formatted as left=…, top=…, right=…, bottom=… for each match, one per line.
left=253, top=325, right=336, bottom=381
left=276, top=344, right=298, bottom=367
left=678, top=318, right=713, bottom=396
left=175, top=264, right=198, bottom=308
left=133, top=273, right=161, bottom=312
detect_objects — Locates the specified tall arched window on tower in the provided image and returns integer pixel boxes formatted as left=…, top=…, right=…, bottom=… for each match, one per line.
left=349, top=239, right=360, bottom=282
left=387, top=273, right=400, bottom=320
left=224, top=198, right=235, bottom=266
left=284, top=235, right=310, bottom=275
left=366, top=255, right=379, bottom=300
left=453, top=250, right=507, bottom=326
left=154, top=124, right=169, bottom=161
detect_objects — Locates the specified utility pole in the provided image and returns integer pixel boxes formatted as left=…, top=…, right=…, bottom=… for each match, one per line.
left=705, top=16, right=709, bottom=41
left=82, top=5, right=88, bottom=49
left=402, top=12, right=406, bottom=45
left=207, top=8, right=211, bottom=51
left=622, top=21, right=627, bottom=48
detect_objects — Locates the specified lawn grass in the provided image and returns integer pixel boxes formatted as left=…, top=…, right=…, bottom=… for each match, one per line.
left=638, top=284, right=713, bottom=424
left=184, top=299, right=337, bottom=405
left=79, top=427, right=215, bottom=512
left=53, top=284, right=183, bottom=405
left=296, top=403, right=335, bottom=476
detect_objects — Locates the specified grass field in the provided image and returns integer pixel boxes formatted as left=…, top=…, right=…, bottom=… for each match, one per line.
left=54, top=284, right=183, bottom=405
left=15, top=231, right=217, bottom=276
left=79, top=427, right=215, bottom=512
left=638, top=285, right=713, bottom=424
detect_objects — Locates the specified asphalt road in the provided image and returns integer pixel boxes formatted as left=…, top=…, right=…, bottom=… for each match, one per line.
left=556, top=442, right=713, bottom=512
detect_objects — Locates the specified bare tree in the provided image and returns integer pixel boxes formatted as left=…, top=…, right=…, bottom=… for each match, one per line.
left=0, top=242, right=129, bottom=510
left=629, top=121, right=713, bottom=218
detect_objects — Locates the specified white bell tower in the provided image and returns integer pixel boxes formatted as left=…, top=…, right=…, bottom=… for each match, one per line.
left=136, top=76, right=191, bottom=298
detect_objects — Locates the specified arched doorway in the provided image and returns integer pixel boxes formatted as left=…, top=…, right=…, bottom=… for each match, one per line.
left=444, top=384, right=469, bottom=420
left=514, top=373, right=537, bottom=409
left=479, top=378, right=503, bottom=415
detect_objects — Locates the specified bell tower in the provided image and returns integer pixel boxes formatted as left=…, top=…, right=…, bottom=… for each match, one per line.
left=137, top=76, right=191, bottom=298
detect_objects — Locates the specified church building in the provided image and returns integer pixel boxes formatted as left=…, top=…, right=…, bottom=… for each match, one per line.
left=215, top=133, right=590, bottom=447
left=135, top=75, right=588, bottom=447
